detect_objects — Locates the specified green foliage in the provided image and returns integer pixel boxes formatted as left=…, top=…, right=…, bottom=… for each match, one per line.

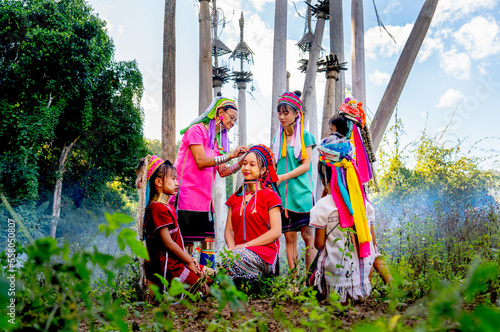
left=210, top=273, right=248, bottom=313
left=145, top=138, right=162, bottom=157
left=378, top=136, right=496, bottom=203
left=0, top=0, right=147, bottom=203
left=0, top=213, right=148, bottom=331
left=373, top=121, right=500, bottom=287
left=462, top=258, right=499, bottom=304
left=146, top=276, right=197, bottom=332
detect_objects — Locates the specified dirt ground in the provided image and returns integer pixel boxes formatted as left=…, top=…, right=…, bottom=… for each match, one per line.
left=116, top=296, right=422, bottom=331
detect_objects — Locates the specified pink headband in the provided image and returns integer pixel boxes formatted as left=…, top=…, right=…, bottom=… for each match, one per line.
left=147, top=155, right=164, bottom=180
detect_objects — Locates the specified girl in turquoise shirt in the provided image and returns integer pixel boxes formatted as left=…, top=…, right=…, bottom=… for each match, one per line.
left=272, top=91, right=317, bottom=272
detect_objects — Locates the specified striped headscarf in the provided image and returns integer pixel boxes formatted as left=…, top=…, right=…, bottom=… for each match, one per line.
left=180, top=96, right=238, bottom=154
left=273, top=91, right=307, bottom=163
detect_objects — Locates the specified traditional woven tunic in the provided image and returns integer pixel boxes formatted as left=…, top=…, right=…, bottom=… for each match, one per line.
left=309, top=195, right=376, bottom=302
left=143, top=202, right=201, bottom=291
left=224, top=188, right=282, bottom=278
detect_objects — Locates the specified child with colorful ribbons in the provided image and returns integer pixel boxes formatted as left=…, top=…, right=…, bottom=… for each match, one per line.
left=272, top=91, right=317, bottom=272
left=174, top=97, right=248, bottom=268
left=224, top=145, right=282, bottom=281
left=309, top=136, right=376, bottom=303
left=135, top=156, right=213, bottom=300
left=328, top=98, right=392, bottom=285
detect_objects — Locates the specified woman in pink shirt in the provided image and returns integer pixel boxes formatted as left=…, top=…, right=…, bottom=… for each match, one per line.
left=175, top=97, right=247, bottom=267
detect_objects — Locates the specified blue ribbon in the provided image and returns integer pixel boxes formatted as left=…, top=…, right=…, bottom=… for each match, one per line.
left=336, top=168, right=354, bottom=215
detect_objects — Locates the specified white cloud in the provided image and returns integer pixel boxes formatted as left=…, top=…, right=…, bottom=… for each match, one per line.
left=364, top=23, right=413, bottom=58
left=454, top=16, right=500, bottom=60
left=435, top=28, right=453, bottom=39
left=418, top=36, right=444, bottom=62
left=236, top=13, right=275, bottom=97
left=478, top=63, right=488, bottom=75
left=437, top=89, right=465, bottom=108
left=384, top=0, right=402, bottom=14
left=369, top=70, right=390, bottom=86
left=439, top=49, right=471, bottom=79
left=117, top=25, right=124, bottom=38
left=217, top=0, right=242, bottom=13
left=102, top=17, right=124, bottom=38
left=248, top=0, right=274, bottom=12
left=434, top=0, right=497, bottom=25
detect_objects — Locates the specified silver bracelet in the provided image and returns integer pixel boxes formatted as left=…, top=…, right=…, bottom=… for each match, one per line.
left=214, top=154, right=230, bottom=166
left=229, top=163, right=241, bottom=174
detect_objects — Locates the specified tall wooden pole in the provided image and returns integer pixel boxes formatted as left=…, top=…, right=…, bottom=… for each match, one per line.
left=237, top=81, right=247, bottom=147
left=322, top=70, right=338, bottom=139
left=199, top=0, right=212, bottom=114
left=213, top=80, right=222, bottom=96
left=234, top=80, right=247, bottom=189
left=310, top=85, right=319, bottom=201
left=330, top=0, right=345, bottom=114
left=316, top=54, right=343, bottom=199
left=302, top=11, right=327, bottom=128
left=351, top=0, right=366, bottom=106
left=370, top=0, right=439, bottom=152
left=162, top=0, right=176, bottom=162
left=270, top=0, right=287, bottom=146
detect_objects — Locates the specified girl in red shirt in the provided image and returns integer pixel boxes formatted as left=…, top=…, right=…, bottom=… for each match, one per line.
left=136, top=155, right=213, bottom=299
left=224, top=145, right=282, bottom=280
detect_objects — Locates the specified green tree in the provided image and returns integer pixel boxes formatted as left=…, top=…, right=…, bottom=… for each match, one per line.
left=377, top=136, right=495, bottom=204
left=145, top=139, right=162, bottom=157
left=0, top=0, right=146, bottom=236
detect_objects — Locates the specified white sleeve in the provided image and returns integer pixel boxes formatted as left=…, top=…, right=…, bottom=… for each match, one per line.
left=365, top=201, right=375, bottom=225
left=310, top=196, right=337, bottom=229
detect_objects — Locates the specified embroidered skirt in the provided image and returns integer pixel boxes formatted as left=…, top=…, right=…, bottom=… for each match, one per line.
left=223, top=248, right=275, bottom=280
left=311, top=222, right=375, bottom=302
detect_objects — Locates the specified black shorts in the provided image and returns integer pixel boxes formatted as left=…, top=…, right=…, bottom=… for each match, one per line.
left=281, top=210, right=310, bottom=233
left=177, top=210, right=215, bottom=244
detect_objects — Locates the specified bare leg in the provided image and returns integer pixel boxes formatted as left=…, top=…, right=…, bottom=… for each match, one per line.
left=301, top=226, right=317, bottom=272
left=373, top=256, right=392, bottom=285
left=284, top=231, right=298, bottom=271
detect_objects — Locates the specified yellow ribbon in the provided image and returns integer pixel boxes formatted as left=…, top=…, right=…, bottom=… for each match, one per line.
left=281, top=130, right=287, bottom=159
left=300, top=113, right=307, bottom=160
left=333, top=159, right=371, bottom=245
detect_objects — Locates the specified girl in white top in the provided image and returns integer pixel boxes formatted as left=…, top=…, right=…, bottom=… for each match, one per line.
left=308, top=135, right=376, bottom=303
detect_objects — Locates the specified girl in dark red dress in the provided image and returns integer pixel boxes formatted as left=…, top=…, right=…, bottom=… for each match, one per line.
left=224, top=145, right=282, bottom=280
left=137, top=155, right=213, bottom=298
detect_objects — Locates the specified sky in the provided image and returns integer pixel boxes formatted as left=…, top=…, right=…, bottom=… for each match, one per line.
left=86, top=0, right=500, bottom=170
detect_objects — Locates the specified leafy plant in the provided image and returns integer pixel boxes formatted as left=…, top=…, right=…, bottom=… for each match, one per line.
left=0, top=212, right=148, bottom=331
